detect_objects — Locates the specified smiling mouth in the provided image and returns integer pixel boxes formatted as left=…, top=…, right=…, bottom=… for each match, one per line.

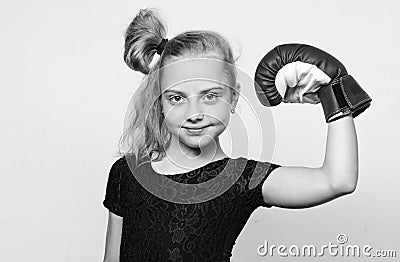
left=185, top=126, right=209, bottom=130
left=183, top=125, right=211, bottom=134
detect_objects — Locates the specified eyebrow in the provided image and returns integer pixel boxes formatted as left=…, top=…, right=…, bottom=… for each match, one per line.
left=163, top=87, right=225, bottom=96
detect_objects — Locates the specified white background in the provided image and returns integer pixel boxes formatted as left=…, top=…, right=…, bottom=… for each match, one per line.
left=1, top=0, right=399, bottom=261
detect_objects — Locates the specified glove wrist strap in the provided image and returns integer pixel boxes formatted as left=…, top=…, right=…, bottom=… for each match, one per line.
left=318, top=75, right=372, bottom=123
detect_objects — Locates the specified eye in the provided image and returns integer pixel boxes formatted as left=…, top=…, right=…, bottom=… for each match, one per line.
left=204, top=93, right=219, bottom=102
left=168, top=95, right=183, bottom=104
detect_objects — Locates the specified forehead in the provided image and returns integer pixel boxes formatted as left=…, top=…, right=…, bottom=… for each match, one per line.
left=159, top=56, right=234, bottom=92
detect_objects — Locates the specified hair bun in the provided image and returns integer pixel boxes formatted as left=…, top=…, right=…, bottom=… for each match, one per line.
left=123, top=8, right=167, bottom=74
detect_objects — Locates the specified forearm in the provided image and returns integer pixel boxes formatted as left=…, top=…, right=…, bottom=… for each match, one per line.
left=322, top=115, right=359, bottom=193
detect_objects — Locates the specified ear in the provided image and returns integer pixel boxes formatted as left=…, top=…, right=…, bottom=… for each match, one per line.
left=231, top=82, right=241, bottom=106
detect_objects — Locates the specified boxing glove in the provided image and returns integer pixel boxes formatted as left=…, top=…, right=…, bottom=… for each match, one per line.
left=254, top=43, right=372, bottom=123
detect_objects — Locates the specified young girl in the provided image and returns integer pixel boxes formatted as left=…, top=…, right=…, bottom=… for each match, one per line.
left=103, top=8, right=362, bottom=262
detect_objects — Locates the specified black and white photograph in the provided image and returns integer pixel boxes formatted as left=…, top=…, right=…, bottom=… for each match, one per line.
left=1, top=1, right=398, bottom=261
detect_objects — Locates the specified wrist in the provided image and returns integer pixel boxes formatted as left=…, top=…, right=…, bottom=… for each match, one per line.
left=318, top=75, right=366, bottom=123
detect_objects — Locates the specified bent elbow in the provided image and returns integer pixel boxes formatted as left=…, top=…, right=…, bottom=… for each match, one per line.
left=340, top=182, right=357, bottom=195
left=333, top=180, right=357, bottom=196
left=330, top=173, right=358, bottom=196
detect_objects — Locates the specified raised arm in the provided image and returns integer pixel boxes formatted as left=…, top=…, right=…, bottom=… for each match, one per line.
left=261, top=115, right=358, bottom=208
left=254, top=43, right=371, bottom=209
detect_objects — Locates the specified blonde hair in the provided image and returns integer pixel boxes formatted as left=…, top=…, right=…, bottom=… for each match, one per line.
left=115, top=7, right=240, bottom=166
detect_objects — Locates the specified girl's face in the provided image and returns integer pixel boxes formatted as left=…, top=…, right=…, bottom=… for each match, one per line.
left=159, top=52, right=239, bottom=153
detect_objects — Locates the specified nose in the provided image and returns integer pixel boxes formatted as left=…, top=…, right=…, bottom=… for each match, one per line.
left=186, top=97, right=204, bottom=122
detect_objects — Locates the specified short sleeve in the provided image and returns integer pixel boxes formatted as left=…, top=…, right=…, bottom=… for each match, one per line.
left=246, top=160, right=282, bottom=208
left=103, top=159, right=124, bottom=217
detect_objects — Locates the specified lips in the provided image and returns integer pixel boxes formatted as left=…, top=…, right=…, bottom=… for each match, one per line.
left=183, top=125, right=211, bottom=135
left=184, top=125, right=211, bottom=130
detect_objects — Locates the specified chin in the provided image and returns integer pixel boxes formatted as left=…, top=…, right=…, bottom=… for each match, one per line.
left=181, top=134, right=216, bottom=149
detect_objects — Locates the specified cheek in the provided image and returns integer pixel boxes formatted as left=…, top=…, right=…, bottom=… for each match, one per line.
left=209, top=101, right=231, bottom=121
left=163, top=107, right=185, bottom=122
left=209, top=109, right=231, bottom=127
left=163, top=112, right=180, bottom=127
left=162, top=108, right=188, bottom=132
left=162, top=99, right=180, bottom=117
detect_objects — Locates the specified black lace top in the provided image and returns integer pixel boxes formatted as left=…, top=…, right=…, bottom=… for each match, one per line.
left=103, top=154, right=281, bottom=262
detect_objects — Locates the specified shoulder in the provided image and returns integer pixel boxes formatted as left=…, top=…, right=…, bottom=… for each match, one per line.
left=233, top=157, right=281, bottom=173
left=235, top=157, right=282, bottom=187
left=108, top=153, right=140, bottom=178
left=112, top=153, right=142, bottom=168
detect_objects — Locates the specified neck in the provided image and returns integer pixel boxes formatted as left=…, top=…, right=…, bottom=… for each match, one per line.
left=163, top=136, right=227, bottom=166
